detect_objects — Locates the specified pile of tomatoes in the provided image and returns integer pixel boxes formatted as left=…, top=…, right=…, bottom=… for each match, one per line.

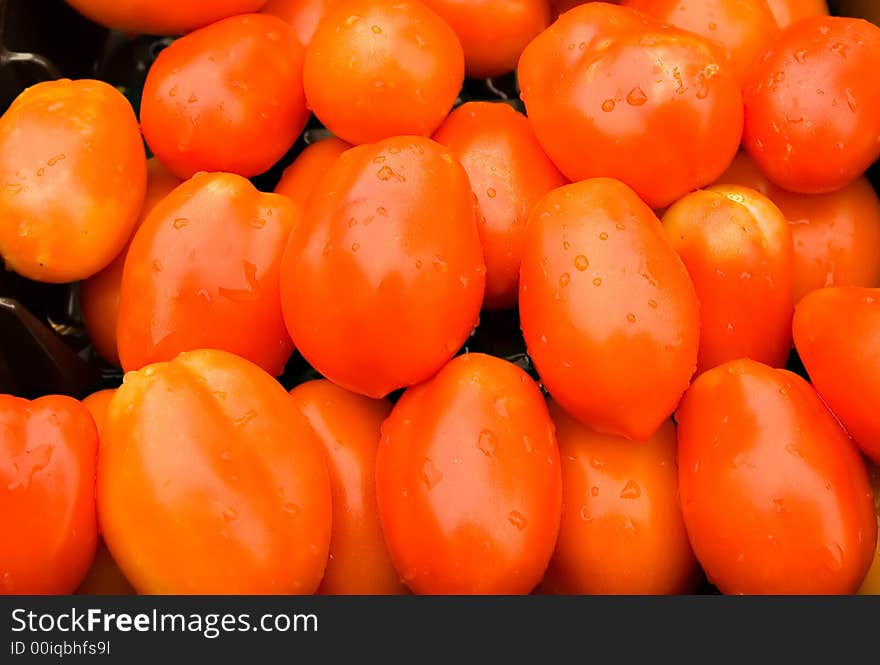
left=1, top=0, right=880, bottom=596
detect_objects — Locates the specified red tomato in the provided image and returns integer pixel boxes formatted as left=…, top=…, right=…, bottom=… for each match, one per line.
left=280, top=135, right=485, bottom=398
left=261, top=0, right=339, bottom=48
left=858, top=464, right=880, bottom=595
left=98, top=350, right=332, bottom=594
left=303, top=0, right=464, bottom=145
left=520, top=178, right=700, bottom=441
left=662, top=185, right=794, bottom=373
left=274, top=136, right=351, bottom=209
left=677, top=358, right=876, bottom=594
left=518, top=2, right=743, bottom=209
left=376, top=353, right=562, bottom=594
left=765, top=0, right=828, bottom=29
left=289, top=380, right=407, bottom=594
left=742, top=16, right=880, bottom=194
left=793, top=287, right=880, bottom=463
left=543, top=403, right=697, bottom=594
left=0, top=395, right=98, bottom=594
left=433, top=102, right=566, bottom=310
left=117, top=172, right=297, bottom=377
left=141, top=14, right=309, bottom=179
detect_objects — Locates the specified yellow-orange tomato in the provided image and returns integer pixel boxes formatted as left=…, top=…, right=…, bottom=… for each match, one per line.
left=433, top=102, right=566, bottom=310
left=858, top=464, right=880, bottom=595
left=261, top=0, right=339, bottom=47
left=98, top=350, right=332, bottom=594
left=0, top=79, right=146, bottom=283
left=544, top=402, right=697, bottom=594
left=274, top=136, right=351, bottom=209
left=765, top=0, right=827, bottom=29
left=662, top=185, right=794, bottom=373
left=289, top=380, right=407, bottom=594
left=81, top=159, right=181, bottom=366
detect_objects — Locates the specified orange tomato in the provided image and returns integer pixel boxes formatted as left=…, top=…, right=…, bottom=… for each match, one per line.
left=858, top=464, right=880, bottom=595
left=433, top=102, right=566, bottom=310
left=98, top=350, right=332, bottom=594
left=261, top=0, right=339, bottom=48
left=765, top=0, right=828, bottom=29
left=274, top=136, right=351, bottom=209
left=376, top=353, right=562, bottom=594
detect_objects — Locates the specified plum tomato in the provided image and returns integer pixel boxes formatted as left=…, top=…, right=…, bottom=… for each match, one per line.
left=274, top=136, right=351, bottom=209
left=858, top=464, right=880, bottom=595
left=261, top=0, right=339, bottom=48
left=765, top=0, right=827, bottom=29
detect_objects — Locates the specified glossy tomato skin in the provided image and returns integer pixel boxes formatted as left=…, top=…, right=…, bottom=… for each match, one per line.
left=793, top=287, right=880, bottom=463
left=289, top=380, right=407, bottom=594
left=662, top=185, right=794, bottom=373
left=274, top=136, right=351, bottom=209
left=0, top=395, right=98, bottom=594
left=677, top=359, right=876, bottom=594
left=544, top=403, right=697, bottom=594
left=743, top=16, right=880, bottom=194
left=765, top=0, right=827, bottom=29
left=81, top=159, right=181, bottom=367
left=376, top=353, right=562, bottom=594
left=433, top=102, right=566, bottom=310
left=118, top=172, right=297, bottom=377
left=261, top=0, right=338, bottom=47
left=0, top=79, right=146, bottom=283
left=858, top=464, right=880, bottom=595
left=303, top=0, right=464, bottom=145
left=281, top=136, right=485, bottom=398
left=98, top=350, right=332, bottom=594
left=520, top=178, right=699, bottom=441
left=518, top=3, right=743, bottom=209
left=141, top=14, right=309, bottom=179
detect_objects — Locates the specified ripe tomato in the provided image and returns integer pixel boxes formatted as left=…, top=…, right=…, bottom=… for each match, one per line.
left=118, top=173, right=297, bottom=377
left=81, top=159, right=181, bottom=367
left=281, top=136, right=485, bottom=398
left=376, top=353, right=562, bottom=594
left=433, top=102, right=566, bottom=310
left=793, top=287, right=880, bottom=463
left=0, top=395, right=98, bottom=594
left=420, top=0, right=551, bottom=78
left=520, top=178, right=699, bottom=441
left=677, top=359, right=876, bottom=594
left=0, top=79, right=146, bottom=283
left=302, top=0, right=464, bottom=145
left=98, top=350, right=332, bottom=594
left=765, top=0, right=827, bottom=29
left=858, top=464, right=880, bottom=595
left=742, top=16, right=880, bottom=194
left=261, top=0, right=338, bottom=48
left=274, top=136, right=351, bottom=209
left=662, top=185, right=794, bottom=373
left=81, top=389, right=115, bottom=437
left=716, top=151, right=880, bottom=305
left=289, top=380, right=407, bottom=594
left=141, top=14, right=309, bottom=179
left=518, top=2, right=743, bottom=209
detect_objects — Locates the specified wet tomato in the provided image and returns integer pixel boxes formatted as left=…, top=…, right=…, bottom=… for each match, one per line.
left=274, top=136, right=351, bottom=209
left=261, top=0, right=338, bottom=48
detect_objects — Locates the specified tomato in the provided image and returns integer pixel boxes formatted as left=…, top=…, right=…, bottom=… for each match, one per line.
left=81, top=159, right=181, bottom=367
left=662, top=185, right=794, bottom=373
left=765, top=0, right=827, bottom=29
left=677, top=358, right=876, bottom=594
left=542, top=403, right=697, bottom=594
left=742, top=16, right=880, bottom=194
left=623, top=0, right=779, bottom=83
left=81, top=389, right=115, bottom=437
left=98, top=350, right=331, bottom=594
left=65, top=0, right=270, bottom=35
left=117, top=172, right=297, bottom=377
left=376, top=353, right=562, bottom=594
left=716, top=151, right=880, bottom=305
left=261, top=0, right=339, bottom=48
left=281, top=135, right=485, bottom=398
left=302, top=0, right=464, bottom=145
left=289, top=380, right=407, bottom=594
left=520, top=178, right=699, bottom=441
left=793, top=287, right=880, bottom=463
left=274, top=136, right=351, bottom=209
left=518, top=2, right=743, bottom=209
left=858, top=464, right=880, bottom=595
left=433, top=102, right=566, bottom=310
left=141, top=14, right=309, bottom=179
left=420, top=0, right=551, bottom=78
left=0, top=79, right=146, bottom=283
left=0, top=395, right=98, bottom=594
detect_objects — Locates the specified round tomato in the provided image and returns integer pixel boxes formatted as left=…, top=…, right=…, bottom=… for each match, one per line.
left=302, top=0, right=464, bottom=145
left=520, top=178, right=699, bottom=441
left=281, top=135, right=485, bottom=398
left=261, top=0, right=338, bottom=47
left=662, top=185, right=794, bottom=373
left=677, top=358, right=876, bottom=594
left=98, top=350, right=332, bottom=594
left=0, top=79, right=146, bottom=283
left=518, top=2, right=743, bottom=209
left=274, top=136, right=351, bottom=209
left=742, top=16, right=880, bottom=194
left=0, top=395, right=98, bottom=594
left=433, top=101, right=566, bottom=310
left=376, top=353, right=562, bottom=594
left=141, top=14, right=309, bottom=179
left=765, top=0, right=827, bottom=29
left=858, top=464, right=880, bottom=595
left=289, top=380, right=407, bottom=594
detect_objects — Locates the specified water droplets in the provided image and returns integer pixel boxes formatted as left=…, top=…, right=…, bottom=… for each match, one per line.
left=619, top=480, right=641, bottom=499
left=371, top=24, right=382, bottom=34
left=234, top=410, right=257, bottom=427
left=590, top=486, right=599, bottom=497
left=592, top=277, right=603, bottom=287
left=598, top=231, right=608, bottom=240
left=559, top=272, right=571, bottom=288
left=579, top=506, right=591, bottom=522
left=574, top=255, right=589, bottom=271
left=508, top=511, right=527, bottom=530
left=478, top=429, right=497, bottom=457
left=422, top=458, right=443, bottom=489
left=601, top=99, right=616, bottom=112
left=626, top=86, right=647, bottom=106
left=222, top=506, right=238, bottom=522
left=351, top=242, right=360, bottom=253
left=173, top=217, right=189, bottom=229
left=377, top=165, right=404, bottom=182
left=825, top=542, right=844, bottom=572
left=486, top=187, right=497, bottom=199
